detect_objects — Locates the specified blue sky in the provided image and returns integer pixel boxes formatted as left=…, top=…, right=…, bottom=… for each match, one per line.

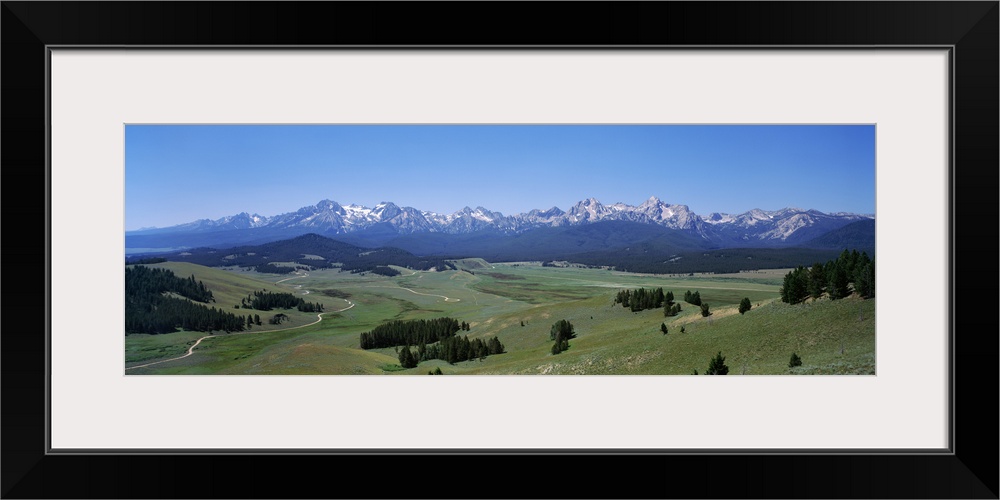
left=125, top=124, right=875, bottom=230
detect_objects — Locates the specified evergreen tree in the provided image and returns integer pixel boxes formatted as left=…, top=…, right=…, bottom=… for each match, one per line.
left=683, top=290, right=702, bottom=306
left=700, top=303, right=712, bottom=317
left=827, top=261, right=851, bottom=300
left=398, top=345, right=417, bottom=369
left=549, top=319, right=575, bottom=341
left=487, top=336, right=505, bottom=355
left=550, top=319, right=575, bottom=354
left=664, top=294, right=681, bottom=317
left=848, top=249, right=861, bottom=277
left=705, top=351, right=729, bottom=375
left=660, top=323, right=668, bottom=335
left=738, top=297, right=752, bottom=315
left=808, top=263, right=826, bottom=299
left=788, top=352, right=803, bottom=368
left=854, top=253, right=875, bottom=299
left=780, top=266, right=809, bottom=304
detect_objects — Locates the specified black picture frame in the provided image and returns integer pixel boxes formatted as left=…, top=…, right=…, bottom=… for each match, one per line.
left=3, top=2, right=997, bottom=498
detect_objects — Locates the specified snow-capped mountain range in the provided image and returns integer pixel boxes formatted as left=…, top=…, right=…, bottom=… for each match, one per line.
left=130, top=196, right=873, bottom=246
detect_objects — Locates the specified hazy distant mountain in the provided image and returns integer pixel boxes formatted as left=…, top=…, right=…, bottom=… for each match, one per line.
left=126, top=196, right=873, bottom=254
left=799, top=219, right=876, bottom=250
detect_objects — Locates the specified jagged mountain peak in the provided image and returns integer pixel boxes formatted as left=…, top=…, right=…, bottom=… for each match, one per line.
left=639, top=195, right=662, bottom=207
left=132, top=196, right=872, bottom=247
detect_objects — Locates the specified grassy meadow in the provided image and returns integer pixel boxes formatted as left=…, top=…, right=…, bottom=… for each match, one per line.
left=125, top=261, right=875, bottom=375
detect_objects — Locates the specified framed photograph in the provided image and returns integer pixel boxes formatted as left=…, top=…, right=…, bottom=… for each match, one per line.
left=4, top=2, right=996, bottom=498
left=121, top=121, right=877, bottom=379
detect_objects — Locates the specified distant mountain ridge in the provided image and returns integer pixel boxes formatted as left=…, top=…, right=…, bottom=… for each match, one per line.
left=129, top=196, right=873, bottom=251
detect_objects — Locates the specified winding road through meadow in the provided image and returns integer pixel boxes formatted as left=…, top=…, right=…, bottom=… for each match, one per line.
left=125, top=272, right=352, bottom=371
left=360, top=284, right=461, bottom=303
left=390, top=270, right=461, bottom=302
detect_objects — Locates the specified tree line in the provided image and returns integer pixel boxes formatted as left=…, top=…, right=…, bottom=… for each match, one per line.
left=126, top=297, right=249, bottom=334
left=779, top=249, right=874, bottom=304
left=359, top=317, right=464, bottom=350
left=612, top=288, right=694, bottom=317
left=126, top=265, right=215, bottom=303
left=125, top=257, right=167, bottom=265
left=252, top=263, right=302, bottom=274
left=570, top=247, right=851, bottom=275
left=239, top=289, right=324, bottom=312
left=356, top=265, right=401, bottom=277
left=167, top=233, right=456, bottom=275
left=614, top=287, right=666, bottom=312
left=125, top=265, right=249, bottom=335
left=399, top=335, right=505, bottom=367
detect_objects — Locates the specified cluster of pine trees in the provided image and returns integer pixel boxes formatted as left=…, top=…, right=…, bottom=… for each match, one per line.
left=296, top=302, right=323, bottom=313
left=683, top=290, right=702, bottom=305
left=780, top=249, right=874, bottom=304
left=126, top=266, right=215, bottom=303
left=125, top=257, right=167, bottom=265
left=614, top=287, right=666, bottom=312
left=663, top=291, right=681, bottom=317
left=356, top=266, right=401, bottom=277
left=126, top=297, right=249, bottom=334
left=240, top=290, right=323, bottom=312
left=400, top=335, right=505, bottom=367
left=253, top=263, right=299, bottom=274
left=359, top=317, right=463, bottom=350
left=570, top=247, right=853, bottom=275
left=125, top=266, right=250, bottom=335
left=549, top=319, right=576, bottom=354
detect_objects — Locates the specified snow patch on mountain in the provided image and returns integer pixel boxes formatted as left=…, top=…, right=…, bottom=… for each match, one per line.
left=138, top=196, right=873, bottom=244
